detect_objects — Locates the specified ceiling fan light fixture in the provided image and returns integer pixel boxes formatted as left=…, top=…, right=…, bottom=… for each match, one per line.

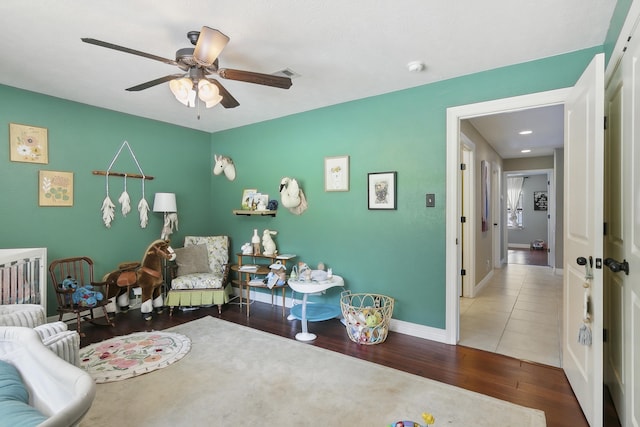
left=170, top=78, right=196, bottom=107
left=193, top=26, right=229, bottom=67
left=198, top=79, right=222, bottom=108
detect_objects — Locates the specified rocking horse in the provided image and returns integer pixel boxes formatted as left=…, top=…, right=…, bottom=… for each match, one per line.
left=213, top=154, right=236, bottom=181
left=103, top=239, right=176, bottom=320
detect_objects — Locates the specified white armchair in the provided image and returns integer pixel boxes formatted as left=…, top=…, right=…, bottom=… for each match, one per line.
left=0, top=326, right=95, bottom=427
left=166, top=236, right=231, bottom=315
left=0, top=304, right=80, bottom=366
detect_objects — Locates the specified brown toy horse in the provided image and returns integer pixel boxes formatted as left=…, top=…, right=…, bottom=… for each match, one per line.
left=103, top=239, right=176, bottom=320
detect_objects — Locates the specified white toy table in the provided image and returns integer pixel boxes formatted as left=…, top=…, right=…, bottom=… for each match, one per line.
left=287, top=275, right=344, bottom=341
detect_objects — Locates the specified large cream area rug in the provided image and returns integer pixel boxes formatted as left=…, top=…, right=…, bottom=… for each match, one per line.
left=80, top=316, right=546, bottom=426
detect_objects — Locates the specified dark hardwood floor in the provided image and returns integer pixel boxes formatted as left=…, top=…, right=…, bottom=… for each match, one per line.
left=79, top=300, right=596, bottom=427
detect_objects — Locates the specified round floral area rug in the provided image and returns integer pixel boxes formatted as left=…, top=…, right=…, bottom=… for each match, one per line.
left=79, top=331, right=191, bottom=383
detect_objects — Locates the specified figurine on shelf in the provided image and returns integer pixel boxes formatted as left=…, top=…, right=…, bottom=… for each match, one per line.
left=241, top=242, right=253, bottom=255
left=251, top=229, right=260, bottom=255
left=262, top=229, right=278, bottom=255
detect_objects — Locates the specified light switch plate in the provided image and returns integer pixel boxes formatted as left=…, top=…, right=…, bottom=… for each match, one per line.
left=426, top=193, right=435, bottom=207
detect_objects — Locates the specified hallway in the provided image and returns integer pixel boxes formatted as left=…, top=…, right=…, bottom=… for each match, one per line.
left=459, top=263, right=562, bottom=367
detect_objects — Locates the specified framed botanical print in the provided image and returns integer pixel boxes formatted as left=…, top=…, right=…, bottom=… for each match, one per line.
left=39, top=170, right=73, bottom=206
left=9, top=123, right=48, bottom=164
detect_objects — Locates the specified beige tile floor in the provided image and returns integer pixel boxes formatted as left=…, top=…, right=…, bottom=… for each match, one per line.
left=459, top=264, right=563, bottom=367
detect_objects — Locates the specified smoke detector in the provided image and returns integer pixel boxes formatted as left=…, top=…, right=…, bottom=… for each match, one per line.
left=407, top=61, right=426, bottom=72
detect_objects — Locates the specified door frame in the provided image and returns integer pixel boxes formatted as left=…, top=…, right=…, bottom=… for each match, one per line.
left=445, top=88, right=570, bottom=344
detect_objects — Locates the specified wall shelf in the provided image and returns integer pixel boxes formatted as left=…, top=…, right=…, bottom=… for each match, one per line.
left=232, top=209, right=277, bottom=217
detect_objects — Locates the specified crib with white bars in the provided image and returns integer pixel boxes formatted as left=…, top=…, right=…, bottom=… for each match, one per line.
left=0, top=248, right=47, bottom=313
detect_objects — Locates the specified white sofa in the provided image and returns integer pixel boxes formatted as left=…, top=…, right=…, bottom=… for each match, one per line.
left=0, top=326, right=95, bottom=426
left=0, top=304, right=80, bottom=366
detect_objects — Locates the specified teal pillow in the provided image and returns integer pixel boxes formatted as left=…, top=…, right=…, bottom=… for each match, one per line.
left=0, top=360, right=48, bottom=426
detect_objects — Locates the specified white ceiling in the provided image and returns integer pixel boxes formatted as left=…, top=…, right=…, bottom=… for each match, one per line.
left=0, top=0, right=615, bottom=151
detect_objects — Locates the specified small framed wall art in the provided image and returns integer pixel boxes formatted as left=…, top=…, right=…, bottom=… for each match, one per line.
left=324, top=155, right=350, bottom=192
left=39, top=170, right=73, bottom=206
left=367, top=171, right=397, bottom=210
left=9, top=123, right=49, bottom=164
left=241, top=188, right=258, bottom=210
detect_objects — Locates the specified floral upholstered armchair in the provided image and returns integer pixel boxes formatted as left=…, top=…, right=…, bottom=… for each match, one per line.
left=166, top=236, right=231, bottom=315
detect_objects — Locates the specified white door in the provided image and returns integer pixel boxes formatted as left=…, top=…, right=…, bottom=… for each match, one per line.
left=563, top=53, right=605, bottom=426
left=603, top=50, right=625, bottom=423
left=620, top=28, right=640, bottom=427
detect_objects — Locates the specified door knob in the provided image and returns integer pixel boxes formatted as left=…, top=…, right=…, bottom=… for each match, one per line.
left=604, top=258, right=629, bottom=275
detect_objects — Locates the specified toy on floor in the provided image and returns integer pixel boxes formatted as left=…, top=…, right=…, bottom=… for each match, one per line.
left=388, top=412, right=435, bottom=427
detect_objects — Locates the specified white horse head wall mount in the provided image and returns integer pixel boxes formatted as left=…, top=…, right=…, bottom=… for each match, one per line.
left=213, top=154, right=236, bottom=181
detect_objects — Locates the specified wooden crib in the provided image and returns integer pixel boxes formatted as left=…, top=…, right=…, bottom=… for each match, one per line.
left=0, top=248, right=47, bottom=313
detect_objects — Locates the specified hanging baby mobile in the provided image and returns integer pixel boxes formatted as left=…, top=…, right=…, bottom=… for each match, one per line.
left=212, top=154, right=236, bottom=181
left=94, top=140, right=154, bottom=229
left=279, top=176, right=308, bottom=215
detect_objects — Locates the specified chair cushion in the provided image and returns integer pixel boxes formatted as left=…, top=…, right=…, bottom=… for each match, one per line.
left=0, top=360, right=48, bottom=426
left=171, top=273, right=225, bottom=290
left=184, top=236, right=229, bottom=273
left=174, top=244, right=210, bottom=276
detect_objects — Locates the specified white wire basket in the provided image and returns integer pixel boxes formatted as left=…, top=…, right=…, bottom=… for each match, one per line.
left=340, top=291, right=394, bottom=345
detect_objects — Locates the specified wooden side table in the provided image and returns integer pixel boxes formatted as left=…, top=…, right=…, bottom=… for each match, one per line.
left=230, top=264, right=287, bottom=317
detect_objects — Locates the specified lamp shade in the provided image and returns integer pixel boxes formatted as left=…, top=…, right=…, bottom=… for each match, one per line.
left=193, top=26, right=229, bottom=66
left=198, top=79, right=222, bottom=108
left=169, top=78, right=196, bottom=107
left=153, top=193, right=177, bottom=213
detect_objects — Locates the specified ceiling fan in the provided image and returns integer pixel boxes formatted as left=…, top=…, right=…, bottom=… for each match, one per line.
left=81, top=27, right=292, bottom=110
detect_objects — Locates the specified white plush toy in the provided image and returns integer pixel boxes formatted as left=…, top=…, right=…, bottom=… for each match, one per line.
left=262, top=230, right=278, bottom=255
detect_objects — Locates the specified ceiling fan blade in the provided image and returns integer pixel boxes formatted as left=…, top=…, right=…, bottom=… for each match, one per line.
left=218, top=68, right=292, bottom=89
left=81, top=38, right=178, bottom=67
left=126, top=74, right=185, bottom=91
left=206, top=79, right=240, bottom=108
left=193, top=27, right=229, bottom=67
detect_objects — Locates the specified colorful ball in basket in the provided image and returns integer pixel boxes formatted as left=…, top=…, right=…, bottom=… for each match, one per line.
left=340, top=292, right=394, bottom=345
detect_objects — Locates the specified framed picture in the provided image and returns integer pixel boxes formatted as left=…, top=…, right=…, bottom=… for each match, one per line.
left=324, top=155, right=350, bottom=192
left=534, top=191, right=548, bottom=211
left=367, top=171, right=397, bottom=210
left=241, top=189, right=258, bottom=210
left=256, top=194, right=269, bottom=210
left=9, top=123, right=49, bottom=164
left=39, top=170, right=73, bottom=206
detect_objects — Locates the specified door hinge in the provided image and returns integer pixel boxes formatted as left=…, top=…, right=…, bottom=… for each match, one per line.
left=603, top=328, right=608, bottom=343
left=460, top=163, right=467, bottom=171
left=461, top=269, right=466, bottom=276
left=461, top=216, right=466, bottom=223
left=604, top=116, right=608, bottom=130
left=603, top=222, right=608, bottom=236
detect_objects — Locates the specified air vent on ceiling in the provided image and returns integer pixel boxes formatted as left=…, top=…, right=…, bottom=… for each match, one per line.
left=273, top=68, right=301, bottom=79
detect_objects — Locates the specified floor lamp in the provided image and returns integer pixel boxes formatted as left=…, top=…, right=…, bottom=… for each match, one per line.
left=153, top=192, right=177, bottom=298
left=153, top=193, right=178, bottom=240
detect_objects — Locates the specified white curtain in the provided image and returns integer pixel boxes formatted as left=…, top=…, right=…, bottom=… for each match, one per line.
left=506, top=177, right=524, bottom=224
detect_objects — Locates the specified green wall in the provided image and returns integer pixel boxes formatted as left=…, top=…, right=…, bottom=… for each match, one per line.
left=210, top=47, right=602, bottom=328
left=0, top=85, right=211, bottom=313
left=1, top=47, right=603, bottom=328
